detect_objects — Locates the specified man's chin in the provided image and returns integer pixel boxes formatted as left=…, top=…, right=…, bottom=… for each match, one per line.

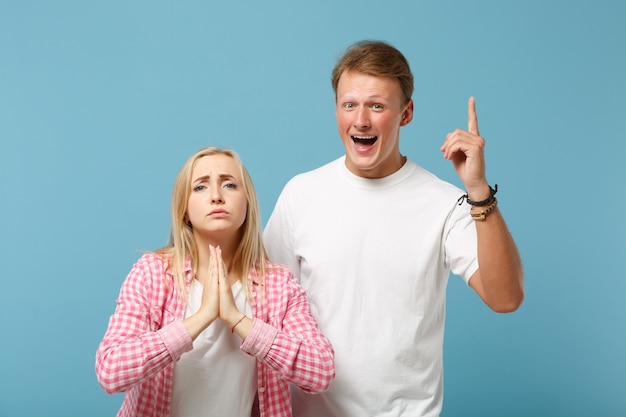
left=345, top=157, right=381, bottom=178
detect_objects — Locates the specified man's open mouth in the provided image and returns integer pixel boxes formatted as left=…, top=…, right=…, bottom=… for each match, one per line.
left=351, top=135, right=378, bottom=146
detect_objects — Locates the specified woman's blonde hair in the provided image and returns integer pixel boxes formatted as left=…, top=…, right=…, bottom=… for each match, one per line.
left=155, top=146, right=267, bottom=301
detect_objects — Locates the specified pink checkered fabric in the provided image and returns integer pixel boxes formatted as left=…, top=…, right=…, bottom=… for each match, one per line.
left=95, top=253, right=335, bottom=417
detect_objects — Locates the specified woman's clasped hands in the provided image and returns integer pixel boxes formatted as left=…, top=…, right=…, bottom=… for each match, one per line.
left=198, top=245, right=248, bottom=336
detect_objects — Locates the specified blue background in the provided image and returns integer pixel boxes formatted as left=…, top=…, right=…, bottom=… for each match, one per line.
left=1, top=1, right=624, bottom=416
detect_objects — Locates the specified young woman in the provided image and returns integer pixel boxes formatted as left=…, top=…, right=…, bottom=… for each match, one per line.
left=96, top=147, right=335, bottom=417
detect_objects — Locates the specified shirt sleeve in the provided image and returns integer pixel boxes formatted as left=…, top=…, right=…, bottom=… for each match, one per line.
left=445, top=200, right=480, bottom=284
left=95, top=255, right=193, bottom=394
left=240, top=269, right=335, bottom=393
left=263, top=182, right=301, bottom=279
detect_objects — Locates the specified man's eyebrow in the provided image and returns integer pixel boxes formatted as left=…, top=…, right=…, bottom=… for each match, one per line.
left=338, top=93, right=388, bottom=102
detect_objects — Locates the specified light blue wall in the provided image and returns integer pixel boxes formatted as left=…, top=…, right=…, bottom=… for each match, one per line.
left=1, top=1, right=624, bottom=416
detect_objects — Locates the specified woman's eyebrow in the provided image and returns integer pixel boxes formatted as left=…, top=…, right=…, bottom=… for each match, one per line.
left=192, top=173, right=236, bottom=183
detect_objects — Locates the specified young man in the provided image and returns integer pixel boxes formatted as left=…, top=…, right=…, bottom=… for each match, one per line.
left=263, top=40, right=524, bottom=417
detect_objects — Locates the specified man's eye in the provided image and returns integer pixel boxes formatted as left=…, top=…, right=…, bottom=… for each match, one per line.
left=372, top=104, right=383, bottom=110
left=344, top=103, right=354, bottom=109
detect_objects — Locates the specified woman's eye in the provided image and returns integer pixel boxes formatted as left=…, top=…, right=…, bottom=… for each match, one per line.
left=193, top=184, right=206, bottom=192
left=224, top=183, right=237, bottom=190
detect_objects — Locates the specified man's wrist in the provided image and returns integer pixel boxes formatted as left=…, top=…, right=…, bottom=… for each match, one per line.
left=470, top=198, right=498, bottom=220
left=460, top=184, right=498, bottom=207
left=466, top=185, right=491, bottom=203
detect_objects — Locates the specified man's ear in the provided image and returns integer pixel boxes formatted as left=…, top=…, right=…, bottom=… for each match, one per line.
left=401, top=100, right=414, bottom=126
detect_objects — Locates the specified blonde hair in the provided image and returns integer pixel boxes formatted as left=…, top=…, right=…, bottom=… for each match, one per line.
left=155, top=147, right=267, bottom=301
left=331, top=40, right=414, bottom=105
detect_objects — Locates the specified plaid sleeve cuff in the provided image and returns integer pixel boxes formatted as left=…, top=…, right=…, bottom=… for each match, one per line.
left=157, top=320, right=193, bottom=361
left=240, top=318, right=278, bottom=359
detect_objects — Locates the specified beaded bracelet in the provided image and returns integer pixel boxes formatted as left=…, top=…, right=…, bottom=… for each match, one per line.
left=470, top=198, right=498, bottom=221
left=457, top=184, right=498, bottom=206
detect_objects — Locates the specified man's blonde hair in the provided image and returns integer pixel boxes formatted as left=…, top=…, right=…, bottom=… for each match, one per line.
left=331, top=40, right=414, bottom=104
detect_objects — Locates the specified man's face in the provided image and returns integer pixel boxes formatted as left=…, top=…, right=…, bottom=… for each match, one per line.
left=335, top=70, right=413, bottom=178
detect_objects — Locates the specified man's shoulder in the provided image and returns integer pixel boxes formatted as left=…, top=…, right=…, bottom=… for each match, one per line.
left=284, top=157, right=343, bottom=187
left=402, top=159, right=463, bottom=195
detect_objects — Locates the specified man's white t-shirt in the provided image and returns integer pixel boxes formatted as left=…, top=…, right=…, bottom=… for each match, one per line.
left=263, top=157, right=478, bottom=417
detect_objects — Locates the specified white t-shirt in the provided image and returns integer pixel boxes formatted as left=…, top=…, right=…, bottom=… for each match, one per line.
left=170, top=280, right=256, bottom=417
left=263, top=156, right=478, bottom=417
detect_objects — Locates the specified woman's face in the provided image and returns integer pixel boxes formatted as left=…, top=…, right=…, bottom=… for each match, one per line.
left=186, top=154, right=248, bottom=239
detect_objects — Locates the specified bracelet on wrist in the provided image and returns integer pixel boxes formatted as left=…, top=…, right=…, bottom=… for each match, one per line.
left=457, top=184, right=498, bottom=207
left=470, top=198, right=498, bottom=221
left=231, top=314, right=246, bottom=333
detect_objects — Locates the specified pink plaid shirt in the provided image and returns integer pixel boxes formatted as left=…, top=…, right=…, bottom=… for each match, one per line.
left=96, top=253, right=334, bottom=417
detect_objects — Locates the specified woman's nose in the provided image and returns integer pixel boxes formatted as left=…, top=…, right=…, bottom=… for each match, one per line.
left=211, top=189, right=224, bottom=203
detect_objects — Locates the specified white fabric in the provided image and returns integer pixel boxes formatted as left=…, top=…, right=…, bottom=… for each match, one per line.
left=263, top=156, right=479, bottom=417
left=170, top=280, right=256, bottom=417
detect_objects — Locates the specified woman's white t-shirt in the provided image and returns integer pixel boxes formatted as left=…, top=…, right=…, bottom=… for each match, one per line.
left=170, top=279, right=256, bottom=417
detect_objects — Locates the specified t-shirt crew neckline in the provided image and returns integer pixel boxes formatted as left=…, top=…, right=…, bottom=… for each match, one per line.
left=337, top=155, right=416, bottom=189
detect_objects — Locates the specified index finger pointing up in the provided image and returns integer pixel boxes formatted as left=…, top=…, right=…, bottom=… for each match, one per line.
left=468, top=96, right=479, bottom=136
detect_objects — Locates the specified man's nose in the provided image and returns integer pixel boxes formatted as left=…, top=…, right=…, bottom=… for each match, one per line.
left=354, top=107, right=370, bottom=129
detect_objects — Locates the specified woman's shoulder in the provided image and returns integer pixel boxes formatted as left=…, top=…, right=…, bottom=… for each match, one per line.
left=263, top=260, right=297, bottom=285
left=135, top=252, right=171, bottom=270
left=116, top=253, right=172, bottom=297
left=264, top=259, right=291, bottom=274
